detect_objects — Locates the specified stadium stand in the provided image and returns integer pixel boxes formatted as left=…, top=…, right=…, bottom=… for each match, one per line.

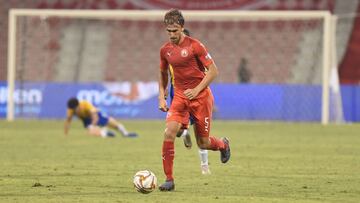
left=337, top=1, right=360, bottom=84
left=2, top=0, right=360, bottom=85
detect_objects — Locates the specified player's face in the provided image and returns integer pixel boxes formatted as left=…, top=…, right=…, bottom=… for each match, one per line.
left=166, top=24, right=183, bottom=44
left=71, top=105, right=79, bottom=113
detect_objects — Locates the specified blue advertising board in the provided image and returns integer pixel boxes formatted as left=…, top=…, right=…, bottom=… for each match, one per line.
left=211, top=84, right=323, bottom=121
left=0, top=81, right=164, bottom=119
left=0, top=81, right=359, bottom=122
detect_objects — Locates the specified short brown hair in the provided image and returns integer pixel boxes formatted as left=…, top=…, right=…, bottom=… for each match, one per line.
left=164, top=9, right=184, bottom=26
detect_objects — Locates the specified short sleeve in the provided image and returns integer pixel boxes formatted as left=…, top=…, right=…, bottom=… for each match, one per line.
left=159, top=48, right=169, bottom=71
left=84, top=101, right=97, bottom=113
left=192, top=40, right=214, bottom=67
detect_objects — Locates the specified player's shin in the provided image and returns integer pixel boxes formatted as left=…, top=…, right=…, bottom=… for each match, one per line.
left=116, top=123, right=129, bottom=136
left=208, top=136, right=225, bottom=150
left=162, top=140, right=175, bottom=181
left=199, top=149, right=211, bottom=175
left=199, top=149, right=208, bottom=166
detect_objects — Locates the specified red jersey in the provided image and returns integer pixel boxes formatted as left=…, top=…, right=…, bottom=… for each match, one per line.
left=160, top=36, right=214, bottom=93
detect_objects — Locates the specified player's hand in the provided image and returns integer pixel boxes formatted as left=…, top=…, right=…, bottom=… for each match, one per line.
left=184, top=88, right=200, bottom=100
left=158, top=98, right=169, bottom=112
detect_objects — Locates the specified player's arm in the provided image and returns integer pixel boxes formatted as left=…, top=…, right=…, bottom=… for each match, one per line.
left=158, top=48, right=169, bottom=112
left=164, top=86, right=169, bottom=100
left=184, top=63, right=218, bottom=100
left=184, top=41, right=218, bottom=100
left=64, top=111, right=73, bottom=136
left=197, top=63, right=218, bottom=91
left=158, top=68, right=169, bottom=112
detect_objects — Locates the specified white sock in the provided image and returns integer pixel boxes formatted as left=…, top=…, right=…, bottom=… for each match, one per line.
left=117, top=124, right=129, bottom=136
left=199, top=149, right=208, bottom=166
left=181, top=129, right=188, bottom=137
left=100, top=128, right=108, bottom=138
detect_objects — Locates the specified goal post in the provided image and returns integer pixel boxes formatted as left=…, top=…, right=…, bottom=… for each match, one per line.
left=7, top=9, right=337, bottom=124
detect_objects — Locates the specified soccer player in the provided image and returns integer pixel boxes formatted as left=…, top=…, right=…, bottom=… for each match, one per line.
left=158, top=9, right=231, bottom=191
left=64, top=97, right=138, bottom=138
left=167, top=28, right=211, bottom=175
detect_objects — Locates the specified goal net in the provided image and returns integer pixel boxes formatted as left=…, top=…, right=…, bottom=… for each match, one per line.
left=7, top=9, right=343, bottom=124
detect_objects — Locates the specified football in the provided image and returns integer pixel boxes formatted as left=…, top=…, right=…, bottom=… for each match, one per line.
left=133, top=170, right=157, bottom=194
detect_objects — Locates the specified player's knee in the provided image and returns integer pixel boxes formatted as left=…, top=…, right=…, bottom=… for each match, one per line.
left=197, top=139, right=210, bottom=149
left=164, top=127, right=177, bottom=140
left=176, top=129, right=184, bottom=137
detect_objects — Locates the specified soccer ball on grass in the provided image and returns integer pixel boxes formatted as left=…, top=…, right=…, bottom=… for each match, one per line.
left=133, top=170, right=157, bottom=194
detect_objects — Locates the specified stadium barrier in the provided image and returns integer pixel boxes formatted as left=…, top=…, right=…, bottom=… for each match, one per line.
left=1, top=81, right=358, bottom=122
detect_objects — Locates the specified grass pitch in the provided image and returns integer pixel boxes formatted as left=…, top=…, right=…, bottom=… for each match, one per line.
left=0, top=120, right=359, bottom=203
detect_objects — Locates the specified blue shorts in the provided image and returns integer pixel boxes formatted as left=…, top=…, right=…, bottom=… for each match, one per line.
left=82, top=112, right=109, bottom=128
left=169, top=84, right=194, bottom=125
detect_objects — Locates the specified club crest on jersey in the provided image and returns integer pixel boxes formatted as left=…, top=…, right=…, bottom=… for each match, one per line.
left=181, top=49, right=189, bottom=57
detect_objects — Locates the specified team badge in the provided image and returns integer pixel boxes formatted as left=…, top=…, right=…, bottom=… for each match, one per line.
left=181, top=49, right=188, bottom=57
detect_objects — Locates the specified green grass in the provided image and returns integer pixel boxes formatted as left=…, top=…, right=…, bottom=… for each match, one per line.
left=0, top=120, right=359, bottom=203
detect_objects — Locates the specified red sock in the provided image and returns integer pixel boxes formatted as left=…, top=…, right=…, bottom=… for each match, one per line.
left=162, top=141, right=175, bottom=181
left=208, top=136, right=225, bottom=151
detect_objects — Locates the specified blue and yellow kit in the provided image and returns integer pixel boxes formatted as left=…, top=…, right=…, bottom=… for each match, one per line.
left=67, top=100, right=109, bottom=128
